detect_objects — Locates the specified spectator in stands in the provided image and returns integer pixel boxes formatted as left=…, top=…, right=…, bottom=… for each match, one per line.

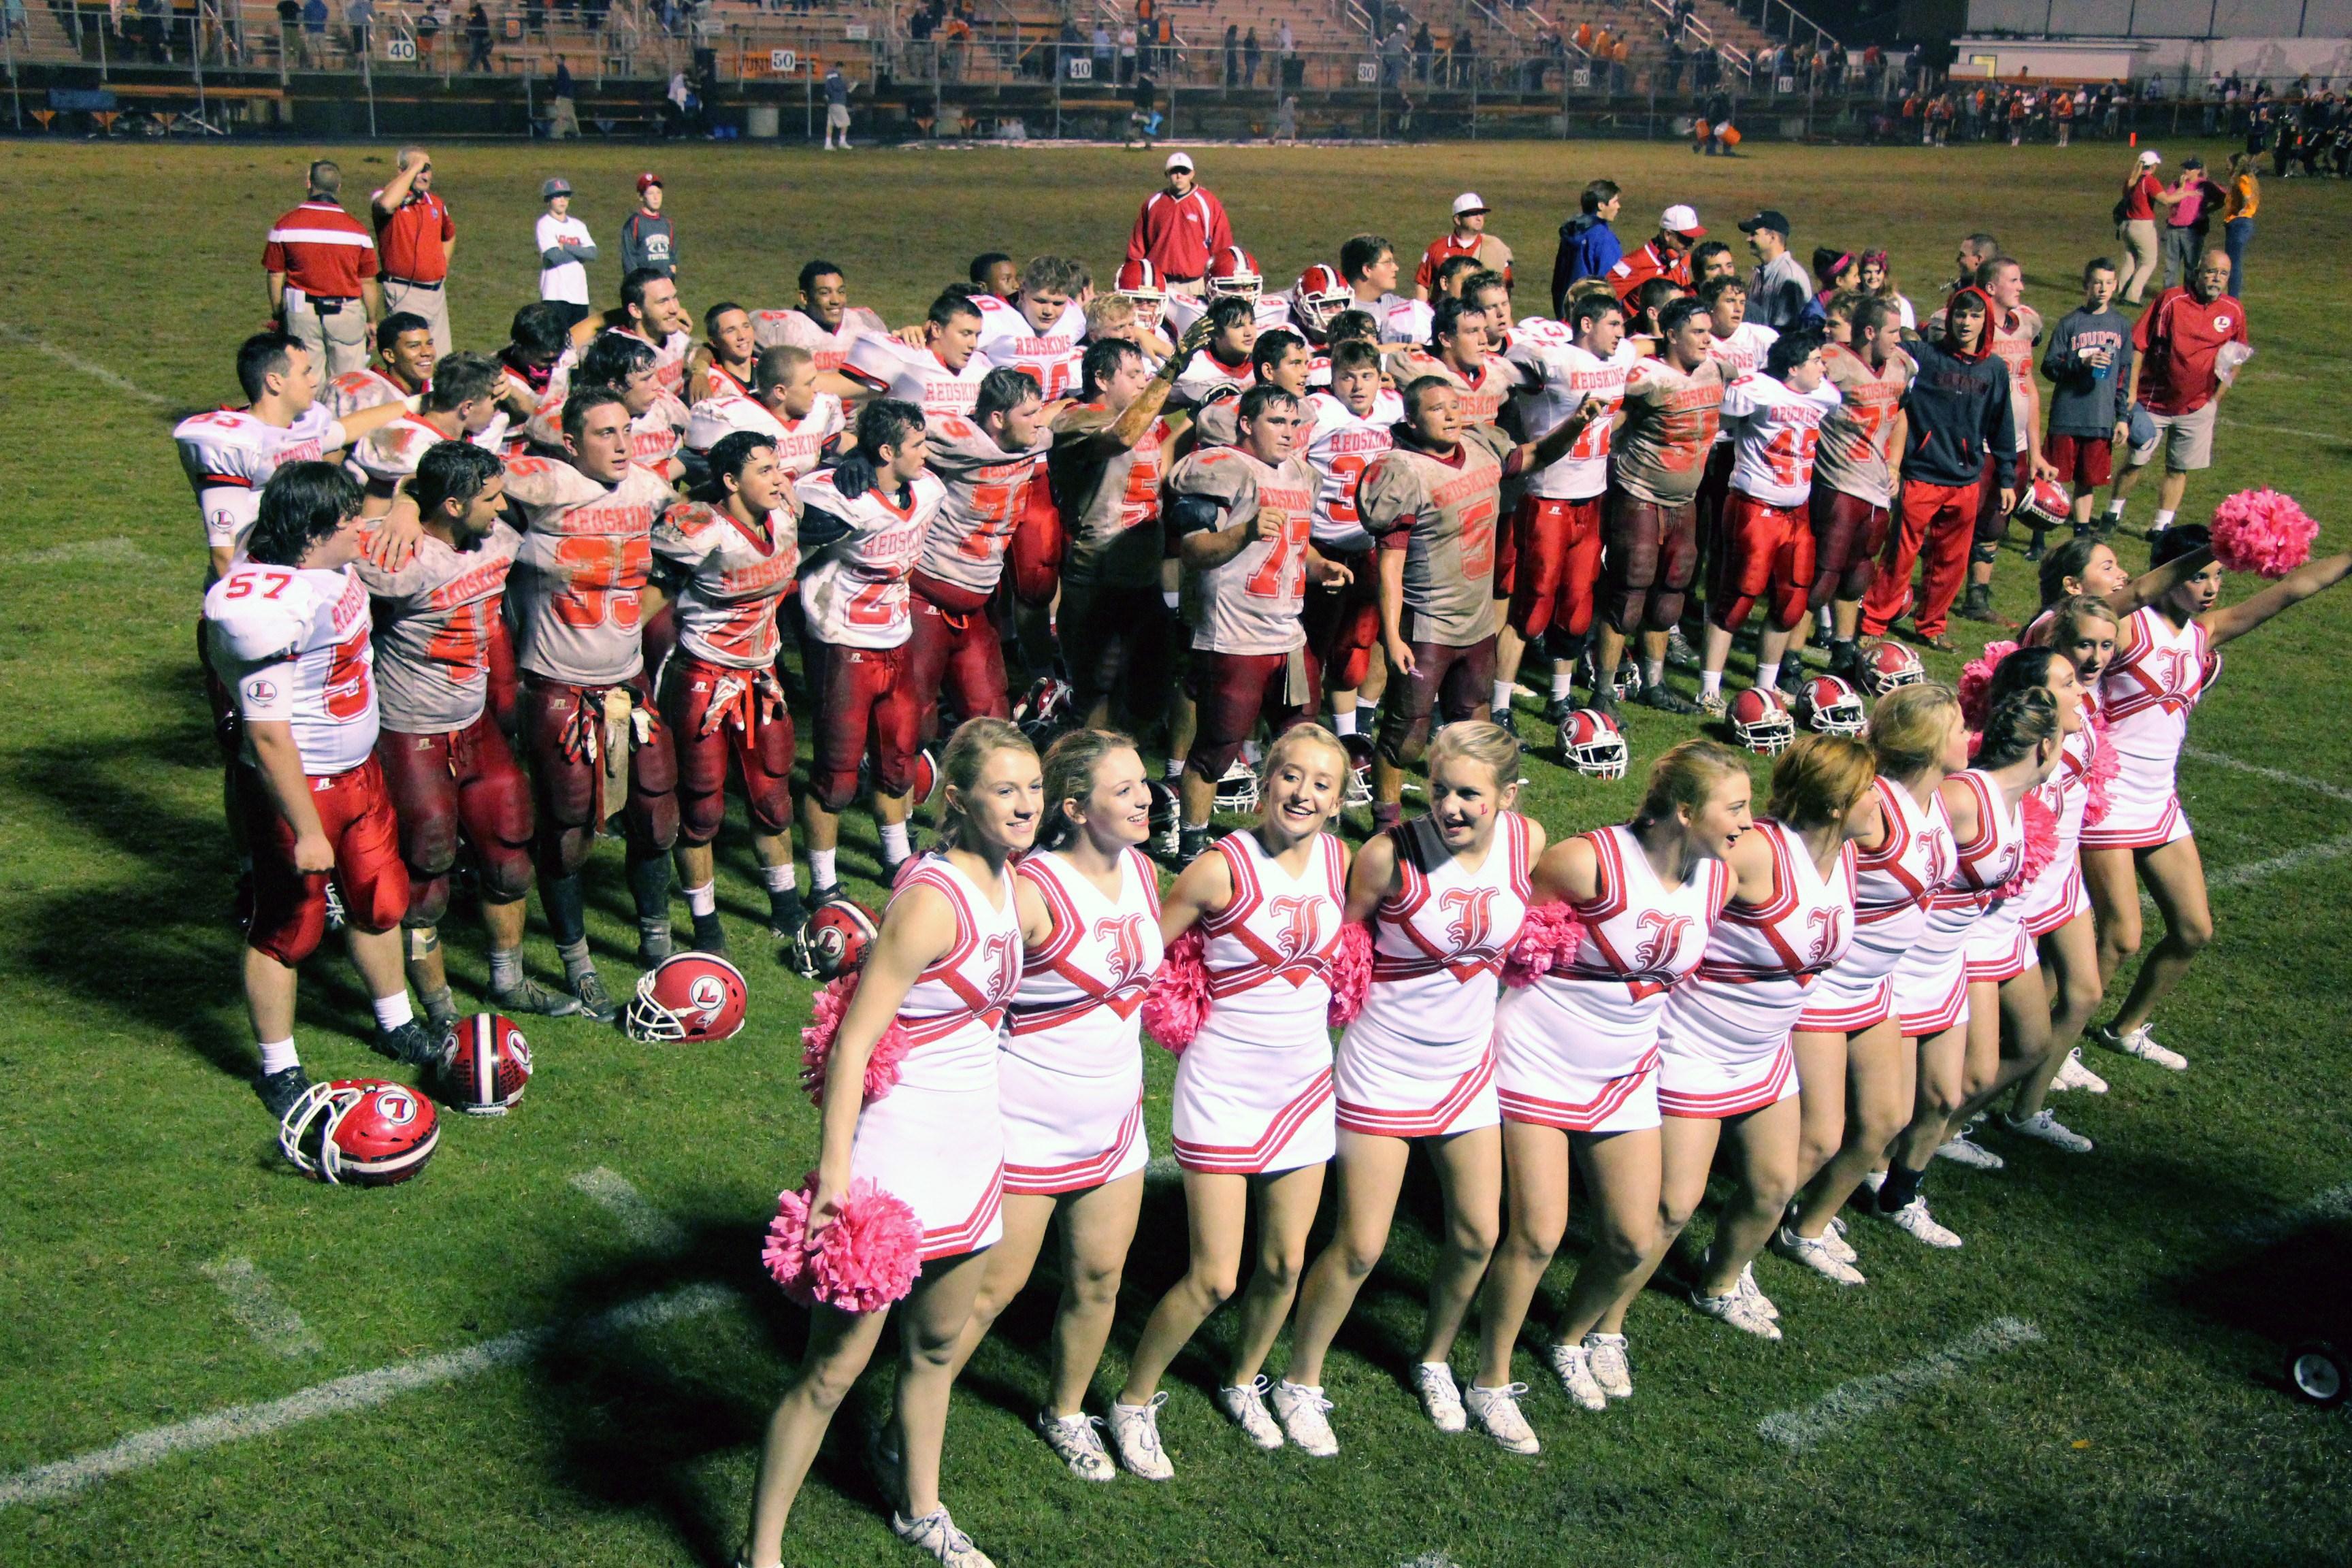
left=465, top=1, right=491, bottom=69
left=1279, top=17, right=1295, bottom=87
left=274, top=0, right=299, bottom=63
left=1412, top=20, right=1432, bottom=84
left=550, top=56, right=578, bottom=137
left=1243, top=27, right=1259, bottom=86
left=301, top=0, right=327, bottom=64
left=371, top=147, right=455, bottom=355
left=343, top=0, right=370, bottom=59
left=1126, top=152, right=1228, bottom=293
left=1552, top=178, right=1624, bottom=312
left=1224, top=22, right=1238, bottom=87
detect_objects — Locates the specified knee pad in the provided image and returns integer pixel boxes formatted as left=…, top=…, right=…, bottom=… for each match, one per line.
left=626, top=789, right=680, bottom=855
left=540, top=821, right=596, bottom=879
left=677, top=787, right=726, bottom=847
left=476, top=838, right=535, bottom=904
left=350, top=862, right=412, bottom=936
left=745, top=772, right=796, bottom=837
left=1970, top=538, right=2001, bottom=565
left=404, top=871, right=453, bottom=929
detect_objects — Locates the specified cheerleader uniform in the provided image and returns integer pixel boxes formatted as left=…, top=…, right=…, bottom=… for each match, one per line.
left=1798, top=777, right=1950, bottom=1034
left=1660, top=821, right=1859, bottom=1117
left=2081, top=605, right=2209, bottom=851
left=1171, top=831, right=1348, bottom=1175
left=1495, top=825, right=1731, bottom=1134
left=1335, top=813, right=1534, bottom=1139
left=1000, top=847, right=1164, bottom=1195
left=2023, top=691, right=2100, bottom=938
left=849, top=853, right=1022, bottom=1262
left=1899, top=769, right=2025, bottom=1034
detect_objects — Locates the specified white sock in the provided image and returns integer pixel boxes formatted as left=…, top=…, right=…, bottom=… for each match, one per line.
left=372, top=992, right=414, bottom=1032
left=1816, top=605, right=1834, bottom=639
left=1331, top=706, right=1357, bottom=736
left=1699, top=668, right=1724, bottom=698
left=1644, top=657, right=1664, bottom=686
left=2106, top=497, right=2127, bottom=518
left=1492, top=679, right=1514, bottom=711
left=1756, top=660, right=1780, bottom=691
left=1165, top=757, right=1186, bottom=782
left=685, top=881, right=717, bottom=917
left=259, top=1038, right=301, bottom=1076
left=811, top=847, right=838, bottom=889
left=489, top=947, right=523, bottom=989
left=880, top=821, right=912, bottom=862
left=761, top=860, right=796, bottom=892
left=1550, top=665, right=1575, bottom=700
left=2152, top=508, right=2176, bottom=531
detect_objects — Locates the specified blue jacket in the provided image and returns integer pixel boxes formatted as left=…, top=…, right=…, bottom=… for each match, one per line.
left=1551, top=214, right=1622, bottom=316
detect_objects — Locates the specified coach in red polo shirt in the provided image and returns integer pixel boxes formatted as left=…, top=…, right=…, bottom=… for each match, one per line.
left=371, top=145, right=455, bottom=355
left=263, top=159, right=382, bottom=378
left=2110, top=246, right=2249, bottom=536
left=1125, top=152, right=1232, bottom=297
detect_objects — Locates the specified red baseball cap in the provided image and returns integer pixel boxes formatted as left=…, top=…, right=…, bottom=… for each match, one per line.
left=636, top=172, right=663, bottom=193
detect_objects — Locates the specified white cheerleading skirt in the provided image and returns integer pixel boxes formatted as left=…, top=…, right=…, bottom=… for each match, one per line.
left=1795, top=924, right=1906, bottom=1033
left=1891, top=909, right=1974, bottom=1038
left=2078, top=755, right=2192, bottom=851
left=1657, top=985, right=1803, bottom=1119
left=851, top=1079, right=1004, bottom=1262
left=998, top=1044, right=1148, bottom=1196
left=1171, top=1019, right=1336, bottom=1175
left=2022, top=848, right=2091, bottom=938
left=1334, top=1013, right=1500, bottom=1139
left=1963, top=897, right=2037, bottom=984
left=1494, top=983, right=1664, bottom=1134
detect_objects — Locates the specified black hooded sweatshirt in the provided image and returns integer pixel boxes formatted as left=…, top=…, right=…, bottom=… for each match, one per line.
left=1899, top=285, right=2017, bottom=489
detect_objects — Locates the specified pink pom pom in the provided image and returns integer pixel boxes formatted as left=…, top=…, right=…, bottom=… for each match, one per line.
left=1999, top=790, right=2060, bottom=900
left=1502, top=901, right=1587, bottom=990
left=1957, top=639, right=2019, bottom=732
left=1325, top=921, right=1375, bottom=1028
left=763, top=1175, right=925, bottom=1314
left=1142, top=926, right=1210, bottom=1053
left=2081, top=707, right=2120, bottom=828
left=799, top=972, right=915, bottom=1108
left=2209, top=488, right=2317, bottom=579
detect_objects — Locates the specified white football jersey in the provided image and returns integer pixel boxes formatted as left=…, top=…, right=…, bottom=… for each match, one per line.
left=203, top=560, right=379, bottom=774
left=1169, top=347, right=1256, bottom=411
left=1722, top=372, right=1842, bottom=508
left=917, top=414, right=1049, bottom=597
left=502, top=456, right=676, bottom=686
left=357, top=523, right=520, bottom=734
left=1389, top=348, right=1518, bottom=427
left=650, top=500, right=798, bottom=669
left=1507, top=325, right=1637, bottom=501
left=843, top=333, right=987, bottom=419
left=751, top=304, right=889, bottom=372
left=1301, top=387, right=1402, bottom=551
left=175, top=405, right=348, bottom=549
left=793, top=466, right=945, bottom=650
left=1705, top=323, right=1779, bottom=442
left=1166, top=446, right=1320, bottom=656
left=973, top=293, right=1088, bottom=401
left=345, top=412, right=489, bottom=489
left=1163, top=291, right=1297, bottom=338
left=684, top=391, right=846, bottom=478
left=324, top=366, right=416, bottom=421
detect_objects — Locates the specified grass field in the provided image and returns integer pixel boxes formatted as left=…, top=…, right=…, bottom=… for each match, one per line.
left=4, top=137, right=2352, bottom=1568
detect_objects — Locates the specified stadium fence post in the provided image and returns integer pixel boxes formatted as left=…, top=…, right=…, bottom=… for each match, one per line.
left=362, top=30, right=376, bottom=137
left=1469, top=58, right=1477, bottom=139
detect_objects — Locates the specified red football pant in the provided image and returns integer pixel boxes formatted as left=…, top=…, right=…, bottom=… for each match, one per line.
left=1377, top=633, right=1497, bottom=766
left=1861, top=480, right=1981, bottom=639
left=1711, top=489, right=1815, bottom=632
left=1601, top=493, right=1700, bottom=636
left=663, top=655, right=797, bottom=845
left=486, top=610, right=519, bottom=736
left=1008, top=478, right=1064, bottom=608
left=376, top=711, right=536, bottom=928
left=520, top=671, right=680, bottom=878
left=906, top=591, right=1013, bottom=745
left=811, top=640, right=920, bottom=812
left=1183, top=648, right=1322, bottom=785
left=1808, top=487, right=1891, bottom=608
left=1505, top=495, right=1605, bottom=643
left=1301, top=548, right=1382, bottom=691
left=245, top=755, right=411, bottom=966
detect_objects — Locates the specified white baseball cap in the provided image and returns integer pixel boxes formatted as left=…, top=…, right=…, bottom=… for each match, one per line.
left=1165, top=151, right=1194, bottom=172
left=1452, top=191, right=1490, bottom=216
left=2138, top=148, right=2162, bottom=165
left=1661, top=203, right=1707, bottom=238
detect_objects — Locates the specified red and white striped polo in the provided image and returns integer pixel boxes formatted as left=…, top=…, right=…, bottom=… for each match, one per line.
left=262, top=199, right=379, bottom=300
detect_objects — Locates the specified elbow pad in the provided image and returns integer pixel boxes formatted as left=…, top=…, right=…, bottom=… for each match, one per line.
left=1167, top=492, right=1228, bottom=536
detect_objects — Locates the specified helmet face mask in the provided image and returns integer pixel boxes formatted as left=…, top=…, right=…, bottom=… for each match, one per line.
left=1115, top=258, right=1166, bottom=331
left=794, top=898, right=880, bottom=981
left=279, top=1079, right=439, bottom=1186
left=1207, top=246, right=1262, bottom=304
left=1558, top=708, right=1630, bottom=779
left=625, top=952, right=750, bottom=1043
left=1796, top=674, right=1868, bottom=737
left=1730, top=687, right=1797, bottom=756
left=2016, top=476, right=2072, bottom=529
left=1293, top=264, right=1350, bottom=335
left=1214, top=757, right=1261, bottom=815
left=1858, top=640, right=1926, bottom=698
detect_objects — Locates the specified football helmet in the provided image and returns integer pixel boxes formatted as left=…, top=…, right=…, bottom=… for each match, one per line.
left=1558, top=708, right=1630, bottom=780
left=2016, top=476, right=2072, bottom=529
left=625, top=951, right=750, bottom=1043
left=1206, top=246, right=1263, bottom=303
left=796, top=896, right=879, bottom=981
left=1114, top=257, right=1166, bottom=329
left=1341, top=731, right=1375, bottom=808
left=1794, top=674, right=1867, bottom=737
left=280, top=1078, right=439, bottom=1186
left=1857, top=640, right=1926, bottom=698
left=1729, top=687, right=1797, bottom=755
left=1292, top=263, right=1352, bottom=336
left=1015, top=675, right=1076, bottom=750
left=1214, top=757, right=1261, bottom=815
left=909, top=747, right=940, bottom=808
left=438, top=1013, right=532, bottom=1117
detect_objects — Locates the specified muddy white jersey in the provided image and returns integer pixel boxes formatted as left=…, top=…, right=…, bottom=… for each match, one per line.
left=973, top=293, right=1088, bottom=400
left=1006, top=847, right=1165, bottom=1075
left=1302, top=388, right=1402, bottom=551
left=2099, top=606, right=2210, bottom=784
left=751, top=303, right=889, bottom=372
left=502, top=456, right=675, bottom=686
left=1196, top=830, right=1347, bottom=1041
left=651, top=500, right=797, bottom=669
left=1388, top=348, right=1518, bottom=427
left=1814, top=344, right=1913, bottom=507
left=842, top=333, right=986, bottom=419
left=347, top=413, right=459, bottom=487
left=1614, top=355, right=1727, bottom=508
left=325, top=366, right=416, bottom=421
left=917, top=414, right=1050, bottom=596
left=1705, top=323, right=1780, bottom=446
left=1927, top=768, right=2027, bottom=926
left=793, top=467, right=943, bottom=650
left=1162, top=291, right=1297, bottom=338
left=1669, top=821, right=1858, bottom=1048
left=1721, top=371, right=1842, bottom=508
left=1509, top=325, right=1635, bottom=501
left=891, top=855, right=1025, bottom=1093
left=356, top=522, right=518, bottom=734
left=1167, top=446, right=1320, bottom=655
left=205, top=560, right=378, bottom=773
left=696, top=357, right=754, bottom=404
left=684, top=391, right=845, bottom=478
left=1351, top=813, right=1533, bottom=1054
left=176, top=405, right=348, bottom=549
left=1169, top=348, right=1255, bottom=411
left=1356, top=425, right=1514, bottom=646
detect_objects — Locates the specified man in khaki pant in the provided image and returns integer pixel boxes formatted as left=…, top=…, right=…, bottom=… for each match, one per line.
left=2114, top=148, right=2170, bottom=306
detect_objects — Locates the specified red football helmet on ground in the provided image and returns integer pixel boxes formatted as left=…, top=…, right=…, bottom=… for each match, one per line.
left=1558, top=708, right=1630, bottom=779
left=280, top=1079, right=439, bottom=1186
left=1292, top=263, right=1351, bottom=335
left=1730, top=687, right=1797, bottom=755
left=1115, top=257, right=1166, bottom=327
left=909, top=747, right=940, bottom=808
left=2015, top=476, right=2072, bottom=528
left=1795, top=674, right=1868, bottom=736
left=438, top=1013, right=533, bottom=1116
left=796, top=896, right=880, bottom=980
left=1857, top=640, right=1927, bottom=698
left=625, top=951, right=750, bottom=1043
left=1207, top=246, right=1262, bottom=301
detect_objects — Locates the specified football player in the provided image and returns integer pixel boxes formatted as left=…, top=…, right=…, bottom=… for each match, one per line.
left=1337, top=233, right=1419, bottom=343
left=324, top=310, right=436, bottom=420
left=1168, top=294, right=1260, bottom=409
left=348, top=353, right=511, bottom=515
left=1113, top=257, right=1171, bottom=341
left=1382, top=254, right=1485, bottom=348
left=1810, top=296, right=1913, bottom=679
left=973, top=255, right=1088, bottom=400
left=1297, top=338, right=1401, bottom=764
left=529, top=332, right=689, bottom=479
left=835, top=290, right=988, bottom=418
left=689, top=299, right=760, bottom=401
left=493, top=303, right=576, bottom=446
left=1190, top=328, right=1313, bottom=448
left=566, top=266, right=696, bottom=397
left=1692, top=276, right=1780, bottom=651
left=685, top=343, right=847, bottom=481
left=1384, top=296, right=1518, bottom=427
left=753, top=258, right=892, bottom=373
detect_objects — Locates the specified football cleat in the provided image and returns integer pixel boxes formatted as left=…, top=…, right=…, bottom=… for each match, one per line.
left=1794, top=673, right=1867, bottom=736
left=1290, top=262, right=1351, bottom=336
left=489, top=974, right=584, bottom=1018
left=1856, top=639, right=1926, bottom=698
left=794, top=893, right=881, bottom=981
left=373, top=1019, right=440, bottom=1068
left=253, top=1064, right=312, bottom=1122
left=1558, top=707, right=1630, bottom=780
left=1213, top=757, right=1261, bottom=815
left=624, top=951, right=750, bottom=1043
left=280, top=1078, right=439, bottom=1186
left=1729, top=687, right=1797, bottom=755
left=438, top=1013, right=532, bottom=1117
left=1206, top=246, right=1263, bottom=303
left=2014, top=475, right=2073, bottom=529
left=1114, top=257, right=1167, bottom=331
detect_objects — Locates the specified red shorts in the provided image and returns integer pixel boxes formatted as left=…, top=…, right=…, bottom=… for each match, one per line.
left=907, top=583, right=1013, bottom=743
left=1712, top=489, right=1815, bottom=631
left=519, top=670, right=680, bottom=875
left=1505, top=494, right=1606, bottom=644
left=2046, top=433, right=2113, bottom=490
left=1301, top=549, right=1382, bottom=692
left=1377, top=632, right=1497, bottom=766
left=1807, top=487, right=1891, bottom=607
left=663, top=655, right=797, bottom=844
left=1008, top=478, right=1063, bottom=607
left=1183, top=647, right=1322, bottom=785
left=245, top=755, right=410, bottom=965
left=376, top=710, right=536, bottom=926
left=1060, top=577, right=1169, bottom=715
left=812, top=638, right=921, bottom=812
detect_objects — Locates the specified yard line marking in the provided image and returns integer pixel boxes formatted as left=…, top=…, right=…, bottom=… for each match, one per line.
left=2219, top=416, right=2351, bottom=445
left=0, top=1282, right=733, bottom=1510
left=569, top=1166, right=689, bottom=1252
left=1757, top=1318, right=2043, bottom=1451
left=2184, top=748, right=2352, bottom=807
left=2206, top=832, right=2352, bottom=892
left=2230, top=1182, right=2352, bottom=1247
left=199, top=1257, right=322, bottom=1360
left=1398, top=1556, right=1468, bottom=1568
left=0, top=322, right=174, bottom=407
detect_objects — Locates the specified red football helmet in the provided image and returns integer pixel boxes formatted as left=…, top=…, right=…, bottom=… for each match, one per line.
left=909, top=747, right=940, bottom=808
left=796, top=896, right=880, bottom=980
left=1292, top=263, right=1352, bottom=336
left=625, top=951, right=750, bottom=1043
left=1114, top=257, right=1166, bottom=328
left=1558, top=708, right=1630, bottom=779
left=1207, top=246, right=1262, bottom=302
left=438, top=1013, right=532, bottom=1116
left=2015, top=476, right=2072, bottom=528
left=1729, top=687, right=1797, bottom=755
left=1857, top=640, right=1927, bottom=698
left=280, top=1078, right=439, bottom=1186
left=1795, top=674, right=1867, bottom=737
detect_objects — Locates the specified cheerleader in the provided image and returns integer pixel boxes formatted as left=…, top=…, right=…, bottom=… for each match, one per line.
left=923, top=731, right=1162, bottom=1484
left=1875, top=691, right=2059, bottom=1248
left=1649, top=735, right=1876, bottom=1338
left=740, top=719, right=1046, bottom=1568
left=1110, top=725, right=1352, bottom=1476
left=2023, top=533, right=2211, bottom=643
left=1780, top=686, right=1961, bottom=1283
left=1280, top=723, right=1544, bottom=1454
left=2085, top=526, right=2352, bottom=1068
left=1472, top=742, right=1746, bottom=1450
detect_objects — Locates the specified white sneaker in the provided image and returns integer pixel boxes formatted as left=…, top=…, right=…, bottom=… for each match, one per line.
left=1581, top=1333, right=1633, bottom=1399
left=1034, top=1410, right=1116, bottom=1482
left=2053, top=1045, right=2110, bottom=1093
left=1463, top=1382, right=1541, bottom=1454
left=1218, top=1376, right=1284, bottom=1450
left=1878, top=1196, right=1964, bottom=1249
left=1412, top=1361, right=1466, bottom=1433
left=1771, top=1225, right=1867, bottom=1286
left=2100, top=1022, right=2187, bottom=1071
left=1934, top=1127, right=2006, bottom=1170
left=892, top=1507, right=996, bottom=1568
left=1545, top=1340, right=1609, bottom=1411
left=2004, top=1109, right=2095, bottom=1153
left=1823, top=1214, right=1859, bottom=1264
left=1105, top=1393, right=1175, bottom=1480
left=1269, top=1379, right=1338, bottom=1456
left=1735, top=1262, right=1780, bottom=1321
left=1691, top=1285, right=1783, bottom=1339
